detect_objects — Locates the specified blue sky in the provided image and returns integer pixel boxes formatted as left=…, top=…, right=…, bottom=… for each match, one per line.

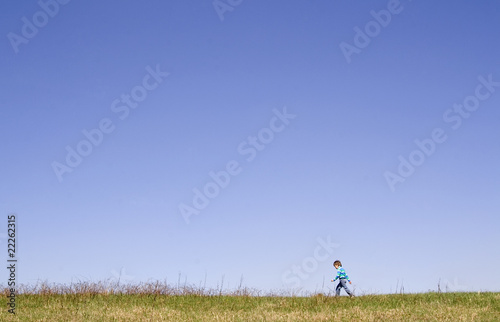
left=1, top=0, right=499, bottom=295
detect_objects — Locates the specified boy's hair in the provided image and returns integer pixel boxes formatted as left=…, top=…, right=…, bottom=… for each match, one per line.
left=333, top=260, right=342, bottom=267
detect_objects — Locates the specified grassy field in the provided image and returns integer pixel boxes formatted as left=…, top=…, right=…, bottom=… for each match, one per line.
left=1, top=282, right=499, bottom=321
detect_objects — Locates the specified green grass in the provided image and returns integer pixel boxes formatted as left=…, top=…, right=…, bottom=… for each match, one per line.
left=1, top=282, right=499, bottom=321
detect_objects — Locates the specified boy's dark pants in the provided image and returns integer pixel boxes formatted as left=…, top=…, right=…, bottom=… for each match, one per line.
left=336, top=279, right=353, bottom=296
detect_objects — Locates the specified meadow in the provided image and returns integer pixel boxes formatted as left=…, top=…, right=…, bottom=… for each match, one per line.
left=1, top=281, right=499, bottom=321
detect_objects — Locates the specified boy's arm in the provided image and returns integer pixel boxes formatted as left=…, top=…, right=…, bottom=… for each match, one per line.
left=331, top=269, right=341, bottom=282
left=345, top=270, right=351, bottom=283
left=344, top=270, right=352, bottom=284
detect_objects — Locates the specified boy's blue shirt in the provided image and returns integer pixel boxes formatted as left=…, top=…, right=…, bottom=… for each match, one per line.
left=333, top=267, right=350, bottom=282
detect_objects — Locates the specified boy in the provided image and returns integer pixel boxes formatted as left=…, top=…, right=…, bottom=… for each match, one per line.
left=331, top=260, right=354, bottom=297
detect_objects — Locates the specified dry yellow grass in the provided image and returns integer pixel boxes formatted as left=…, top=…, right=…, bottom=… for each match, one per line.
left=1, top=283, right=498, bottom=321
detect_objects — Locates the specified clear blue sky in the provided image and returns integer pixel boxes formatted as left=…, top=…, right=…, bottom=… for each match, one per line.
left=1, top=0, right=499, bottom=295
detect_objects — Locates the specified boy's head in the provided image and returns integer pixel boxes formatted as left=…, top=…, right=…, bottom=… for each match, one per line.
left=333, top=260, right=342, bottom=268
